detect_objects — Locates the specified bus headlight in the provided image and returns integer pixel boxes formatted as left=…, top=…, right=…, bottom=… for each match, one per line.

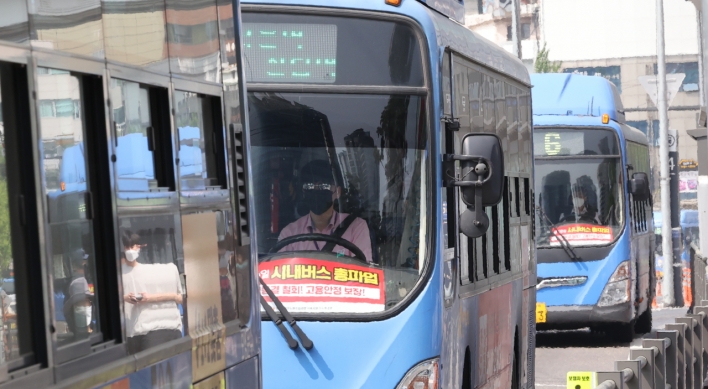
left=597, top=261, right=630, bottom=307
left=396, top=358, right=439, bottom=389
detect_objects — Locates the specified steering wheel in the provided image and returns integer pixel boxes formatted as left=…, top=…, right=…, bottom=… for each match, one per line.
left=269, top=233, right=367, bottom=263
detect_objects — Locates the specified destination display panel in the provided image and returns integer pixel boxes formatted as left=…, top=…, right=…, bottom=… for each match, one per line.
left=243, top=23, right=337, bottom=83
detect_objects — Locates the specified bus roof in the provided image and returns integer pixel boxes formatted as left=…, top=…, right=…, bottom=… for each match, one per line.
left=426, top=7, right=530, bottom=84
left=416, top=0, right=464, bottom=24
left=531, top=73, right=625, bottom=123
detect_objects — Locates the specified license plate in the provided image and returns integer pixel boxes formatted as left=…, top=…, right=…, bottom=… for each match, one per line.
left=536, top=302, right=547, bottom=323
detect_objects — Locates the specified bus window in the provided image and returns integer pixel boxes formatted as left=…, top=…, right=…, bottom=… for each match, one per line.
left=250, top=92, right=427, bottom=314
left=174, top=92, right=226, bottom=190
left=37, top=68, right=102, bottom=352
left=111, top=80, right=175, bottom=192
left=534, top=129, right=624, bottom=249
left=0, top=62, right=35, bottom=367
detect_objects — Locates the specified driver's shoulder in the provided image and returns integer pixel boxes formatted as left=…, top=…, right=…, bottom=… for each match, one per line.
left=279, top=214, right=310, bottom=237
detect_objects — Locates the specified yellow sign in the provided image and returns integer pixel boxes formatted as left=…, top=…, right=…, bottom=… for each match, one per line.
left=536, top=302, right=547, bottom=323
left=567, top=372, right=596, bottom=389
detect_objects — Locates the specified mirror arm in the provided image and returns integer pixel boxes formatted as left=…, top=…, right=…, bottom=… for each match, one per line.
left=473, top=178, right=485, bottom=227
left=442, top=154, right=493, bottom=187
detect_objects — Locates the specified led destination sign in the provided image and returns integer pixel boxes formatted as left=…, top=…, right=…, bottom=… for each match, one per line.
left=243, top=23, right=338, bottom=83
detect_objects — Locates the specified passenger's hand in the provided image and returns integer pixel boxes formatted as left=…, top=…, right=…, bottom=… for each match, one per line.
left=124, top=293, right=137, bottom=304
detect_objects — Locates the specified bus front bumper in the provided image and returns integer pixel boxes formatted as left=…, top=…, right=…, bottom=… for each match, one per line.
left=536, top=302, right=632, bottom=330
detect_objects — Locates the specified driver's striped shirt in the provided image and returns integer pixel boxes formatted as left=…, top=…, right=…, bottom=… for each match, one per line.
left=277, top=211, right=373, bottom=263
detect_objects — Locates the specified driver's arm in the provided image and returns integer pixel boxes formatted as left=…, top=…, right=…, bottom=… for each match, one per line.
left=348, top=218, right=373, bottom=263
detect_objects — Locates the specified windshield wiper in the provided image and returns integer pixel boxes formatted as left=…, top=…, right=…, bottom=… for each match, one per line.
left=259, top=277, right=314, bottom=350
left=537, top=206, right=581, bottom=261
left=259, top=294, right=298, bottom=349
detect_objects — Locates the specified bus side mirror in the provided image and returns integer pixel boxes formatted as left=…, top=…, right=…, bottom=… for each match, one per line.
left=630, top=172, right=650, bottom=202
left=447, top=133, right=504, bottom=238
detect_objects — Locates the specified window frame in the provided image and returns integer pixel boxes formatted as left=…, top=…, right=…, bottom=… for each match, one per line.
left=31, top=52, right=126, bottom=372
left=0, top=49, right=53, bottom=386
left=448, top=51, right=532, bottom=298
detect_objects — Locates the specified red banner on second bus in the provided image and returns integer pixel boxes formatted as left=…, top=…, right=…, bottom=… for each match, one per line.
left=550, top=223, right=614, bottom=245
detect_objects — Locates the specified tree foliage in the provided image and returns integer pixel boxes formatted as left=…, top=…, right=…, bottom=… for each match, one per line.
left=534, top=43, right=563, bottom=73
left=0, top=178, right=12, bottom=274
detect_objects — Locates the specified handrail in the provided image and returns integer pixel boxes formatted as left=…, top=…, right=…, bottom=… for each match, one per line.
left=596, top=380, right=617, bottom=389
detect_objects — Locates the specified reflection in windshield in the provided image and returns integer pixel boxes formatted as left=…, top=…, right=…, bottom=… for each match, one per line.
left=535, top=158, right=623, bottom=248
left=249, top=93, right=427, bottom=314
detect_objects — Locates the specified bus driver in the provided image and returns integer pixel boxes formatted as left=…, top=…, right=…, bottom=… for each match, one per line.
left=277, top=159, right=373, bottom=263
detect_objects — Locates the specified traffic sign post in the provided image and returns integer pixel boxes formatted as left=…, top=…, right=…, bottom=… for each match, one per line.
left=668, top=129, right=684, bottom=305
left=654, top=0, right=675, bottom=306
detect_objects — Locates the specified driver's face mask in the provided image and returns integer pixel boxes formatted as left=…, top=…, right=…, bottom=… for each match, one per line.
left=302, top=183, right=334, bottom=216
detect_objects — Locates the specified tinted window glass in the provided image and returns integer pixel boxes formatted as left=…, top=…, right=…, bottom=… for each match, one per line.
left=535, top=158, right=624, bottom=249
left=250, top=92, right=428, bottom=315
left=38, top=68, right=101, bottom=346
left=242, top=13, right=423, bottom=86
left=174, top=91, right=224, bottom=190
left=111, top=79, right=156, bottom=192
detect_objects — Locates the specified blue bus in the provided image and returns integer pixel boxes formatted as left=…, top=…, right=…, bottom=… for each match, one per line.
left=532, top=73, right=655, bottom=341
left=243, top=0, right=536, bottom=388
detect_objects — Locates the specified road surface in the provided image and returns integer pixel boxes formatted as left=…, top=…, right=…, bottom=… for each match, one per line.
left=534, top=307, right=687, bottom=388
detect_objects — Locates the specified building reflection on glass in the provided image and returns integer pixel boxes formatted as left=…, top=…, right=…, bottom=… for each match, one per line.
left=166, top=0, right=221, bottom=82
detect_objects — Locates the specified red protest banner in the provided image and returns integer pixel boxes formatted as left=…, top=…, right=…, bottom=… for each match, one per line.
left=258, top=258, right=386, bottom=313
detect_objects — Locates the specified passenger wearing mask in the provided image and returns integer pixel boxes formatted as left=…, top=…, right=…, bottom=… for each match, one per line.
left=277, top=160, right=373, bottom=263
left=121, top=232, right=183, bottom=354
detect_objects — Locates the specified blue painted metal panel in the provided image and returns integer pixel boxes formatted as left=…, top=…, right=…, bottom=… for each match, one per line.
left=260, top=263, right=442, bottom=389
left=537, top=229, right=630, bottom=306
left=95, top=351, right=192, bottom=388
left=531, top=73, right=624, bottom=123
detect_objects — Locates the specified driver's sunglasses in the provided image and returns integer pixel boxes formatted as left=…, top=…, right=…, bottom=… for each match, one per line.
left=302, top=183, right=334, bottom=191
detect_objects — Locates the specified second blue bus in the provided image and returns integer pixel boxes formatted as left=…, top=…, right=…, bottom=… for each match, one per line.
left=532, top=73, right=655, bottom=341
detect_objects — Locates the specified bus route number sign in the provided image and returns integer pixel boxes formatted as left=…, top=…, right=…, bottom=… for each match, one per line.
left=535, top=302, right=547, bottom=323
left=566, top=371, right=596, bottom=389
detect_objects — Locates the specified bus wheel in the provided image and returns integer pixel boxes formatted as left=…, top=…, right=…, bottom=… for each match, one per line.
left=634, top=307, right=652, bottom=334
left=610, top=321, right=635, bottom=343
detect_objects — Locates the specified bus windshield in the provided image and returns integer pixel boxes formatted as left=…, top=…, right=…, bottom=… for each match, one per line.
left=533, top=128, right=624, bottom=248
left=249, top=93, right=428, bottom=315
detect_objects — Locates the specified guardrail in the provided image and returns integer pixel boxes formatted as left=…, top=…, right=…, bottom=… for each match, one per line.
left=590, top=304, right=708, bottom=389
left=691, top=245, right=707, bottom=308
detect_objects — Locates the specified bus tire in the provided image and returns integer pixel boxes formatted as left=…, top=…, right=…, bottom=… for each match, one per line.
left=610, top=321, right=635, bottom=342
left=634, top=307, right=652, bottom=334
